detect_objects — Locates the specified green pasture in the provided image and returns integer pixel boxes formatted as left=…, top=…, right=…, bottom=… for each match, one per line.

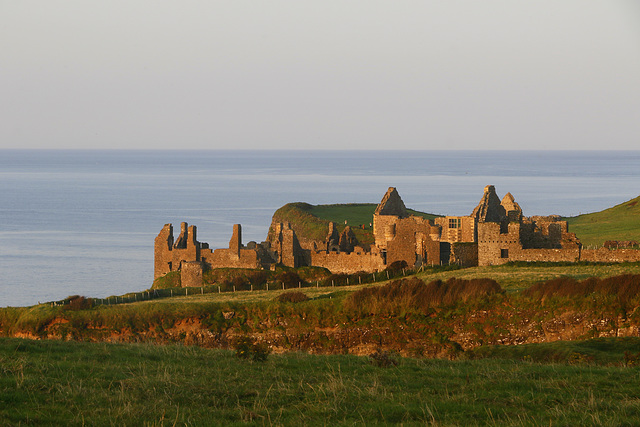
left=2, top=337, right=640, bottom=426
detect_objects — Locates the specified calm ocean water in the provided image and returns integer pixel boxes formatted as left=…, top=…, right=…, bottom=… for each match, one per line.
left=1, top=150, right=639, bottom=307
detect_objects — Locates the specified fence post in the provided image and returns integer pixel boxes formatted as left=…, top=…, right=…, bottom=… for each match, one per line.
left=201, top=287, right=204, bottom=295
left=218, top=285, right=221, bottom=293
left=332, top=280, right=334, bottom=287
left=282, top=282, right=284, bottom=290
left=233, top=285, right=236, bottom=292
left=171, top=289, right=173, bottom=297
left=298, top=281, right=301, bottom=288
left=251, top=284, right=253, bottom=292
left=387, top=271, right=390, bottom=279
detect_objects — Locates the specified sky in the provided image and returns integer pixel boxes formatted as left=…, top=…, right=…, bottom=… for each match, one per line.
left=1, top=1, right=639, bottom=151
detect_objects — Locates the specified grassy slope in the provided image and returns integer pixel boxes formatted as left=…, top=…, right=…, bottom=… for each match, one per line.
left=565, top=195, right=640, bottom=246
left=2, top=337, right=640, bottom=426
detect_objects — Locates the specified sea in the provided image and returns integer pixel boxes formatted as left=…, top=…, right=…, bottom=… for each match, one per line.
left=1, top=150, right=639, bottom=307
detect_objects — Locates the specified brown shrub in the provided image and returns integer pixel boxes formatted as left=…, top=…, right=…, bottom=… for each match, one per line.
left=275, top=271, right=305, bottom=289
left=276, top=291, right=310, bottom=303
left=248, top=271, right=269, bottom=287
left=232, top=276, right=250, bottom=291
left=523, top=274, right=640, bottom=305
left=385, top=260, right=408, bottom=272
left=344, top=277, right=503, bottom=315
left=324, top=273, right=349, bottom=287
left=64, top=295, right=93, bottom=311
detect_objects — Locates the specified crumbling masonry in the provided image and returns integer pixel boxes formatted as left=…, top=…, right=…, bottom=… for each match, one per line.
left=154, top=186, right=640, bottom=285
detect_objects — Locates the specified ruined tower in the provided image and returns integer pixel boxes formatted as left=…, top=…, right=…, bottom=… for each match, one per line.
left=373, top=187, right=409, bottom=249
left=471, top=185, right=506, bottom=223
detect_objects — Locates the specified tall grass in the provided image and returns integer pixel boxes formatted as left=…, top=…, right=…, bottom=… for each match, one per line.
left=344, top=277, right=503, bottom=315
left=523, top=274, right=640, bottom=305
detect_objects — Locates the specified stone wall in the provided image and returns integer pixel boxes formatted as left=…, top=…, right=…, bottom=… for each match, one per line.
left=270, top=222, right=308, bottom=268
left=181, top=261, right=203, bottom=287
left=373, top=214, right=400, bottom=250
left=154, top=222, right=200, bottom=279
left=155, top=223, right=273, bottom=281
left=510, top=247, right=581, bottom=263
left=477, top=222, right=522, bottom=266
left=476, top=213, right=582, bottom=266
left=201, top=246, right=261, bottom=270
left=450, top=242, right=478, bottom=267
left=310, top=251, right=386, bottom=274
left=384, top=216, right=440, bottom=268
left=581, top=248, right=640, bottom=263
left=201, top=224, right=264, bottom=270
left=435, top=216, right=475, bottom=243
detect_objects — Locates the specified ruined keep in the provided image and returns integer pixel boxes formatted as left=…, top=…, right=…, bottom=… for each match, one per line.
left=154, top=185, right=640, bottom=283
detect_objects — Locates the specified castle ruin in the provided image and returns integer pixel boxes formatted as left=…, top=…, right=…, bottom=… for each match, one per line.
left=154, top=186, right=640, bottom=285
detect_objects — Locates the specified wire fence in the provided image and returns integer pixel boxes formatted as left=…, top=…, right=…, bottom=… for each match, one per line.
left=50, top=266, right=435, bottom=308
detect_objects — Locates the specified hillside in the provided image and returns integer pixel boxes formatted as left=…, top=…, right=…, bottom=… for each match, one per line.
left=268, top=202, right=439, bottom=247
left=565, top=195, right=640, bottom=246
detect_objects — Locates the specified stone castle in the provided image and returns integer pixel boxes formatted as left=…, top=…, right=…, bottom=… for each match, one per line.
left=154, top=186, right=640, bottom=285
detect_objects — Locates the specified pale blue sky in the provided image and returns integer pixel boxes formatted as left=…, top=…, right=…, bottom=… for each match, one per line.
left=1, top=1, right=639, bottom=150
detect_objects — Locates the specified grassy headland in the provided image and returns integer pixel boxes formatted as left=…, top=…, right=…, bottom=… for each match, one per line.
left=565, top=195, right=640, bottom=246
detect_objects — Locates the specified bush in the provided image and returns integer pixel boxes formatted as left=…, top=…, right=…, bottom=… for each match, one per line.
left=523, top=274, right=640, bottom=306
left=233, top=336, right=270, bottom=362
left=152, top=271, right=181, bottom=289
left=323, top=273, right=349, bottom=287
left=275, top=271, right=305, bottom=289
left=276, top=291, right=309, bottom=303
left=385, top=260, right=408, bottom=272
left=344, top=277, right=503, bottom=315
left=248, top=271, right=269, bottom=288
left=64, top=295, right=93, bottom=311
left=232, top=276, right=250, bottom=291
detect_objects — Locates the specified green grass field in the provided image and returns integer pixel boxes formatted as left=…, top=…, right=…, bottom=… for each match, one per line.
left=2, top=337, right=640, bottom=426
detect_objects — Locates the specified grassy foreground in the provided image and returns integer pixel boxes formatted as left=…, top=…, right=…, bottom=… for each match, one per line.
left=2, top=337, right=640, bottom=426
